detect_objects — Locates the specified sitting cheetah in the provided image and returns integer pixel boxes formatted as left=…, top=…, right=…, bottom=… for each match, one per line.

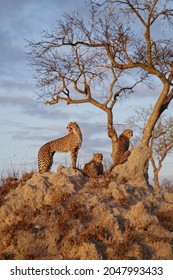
left=38, top=121, right=82, bottom=174
left=106, top=129, right=133, bottom=174
left=82, top=153, right=104, bottom=178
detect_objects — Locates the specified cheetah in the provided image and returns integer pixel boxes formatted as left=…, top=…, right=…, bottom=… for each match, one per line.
left=82, top=153, right=104, bottom=178
left=106, top=129, right=133, bottom=174
left=38, top=121, right=82, bottom=174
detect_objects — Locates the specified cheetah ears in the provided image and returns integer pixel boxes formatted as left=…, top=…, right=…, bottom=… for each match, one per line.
left=66, top=121, right=77, bottom=129
left=72, top=121, right=78, bottom=126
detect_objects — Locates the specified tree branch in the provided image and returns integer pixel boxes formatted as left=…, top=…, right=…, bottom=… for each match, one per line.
left=126, top=0, right=146, bottom=27
left=159, top=88, right=173, bottom=113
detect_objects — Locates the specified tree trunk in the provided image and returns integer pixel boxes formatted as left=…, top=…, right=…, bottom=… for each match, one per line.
left=141, top=83, right=170, bottom=147
left=153, top=170, right=160, bottom=194
left=150, top=157, right=161, bottom=194
left=106, top=108, right=118, bottom=161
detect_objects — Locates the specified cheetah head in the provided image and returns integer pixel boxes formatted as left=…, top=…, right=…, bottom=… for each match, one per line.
left=123, top=129, right=133, bottom=139
left=93, top=153, right=103, bottom=162
left=66, top=121, right=79, bottom=132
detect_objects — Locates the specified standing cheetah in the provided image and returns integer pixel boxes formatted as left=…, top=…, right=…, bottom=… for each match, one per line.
left=106, top=129, right=133, bottom=174
left=38, top=122, right=82, bottom=174
left=83, top=153, right=104, bottom=178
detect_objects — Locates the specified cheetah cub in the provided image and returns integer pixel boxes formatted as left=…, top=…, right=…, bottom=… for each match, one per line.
left=83, top=153, right=104, bottom=178
left=38, top=121, right=82, bottom=174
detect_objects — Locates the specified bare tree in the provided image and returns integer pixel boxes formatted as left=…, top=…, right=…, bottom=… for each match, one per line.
left=127, top=107, right=173, bottom=192
left=28, top=0, right=173, bottom=171
left=89, top=0, right=173, bottom=147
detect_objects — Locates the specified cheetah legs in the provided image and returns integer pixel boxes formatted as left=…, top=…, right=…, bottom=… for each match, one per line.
left=117, top=151, right=131, bottom=165
left=107, top=151, right=131, bottom=174
left=38, top=151, right=54, bottom=174
left=71, top=148, right=78, bottom=168
left=38, top=147, right=78, bottom=173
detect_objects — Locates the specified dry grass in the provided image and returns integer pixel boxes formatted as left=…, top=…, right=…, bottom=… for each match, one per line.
left=161, top=178, right=173, bottom=192
left=18, top=171, right=34, bottom=186
left=0, top=177, right=18, bottom=207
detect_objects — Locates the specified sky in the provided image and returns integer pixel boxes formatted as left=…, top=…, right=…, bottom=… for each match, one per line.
left=0, top=0, right=173, bottom=183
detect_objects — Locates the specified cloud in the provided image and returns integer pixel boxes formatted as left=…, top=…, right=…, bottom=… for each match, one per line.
left=0, top=93, right=75, bottom=121
left=0, top=90, right=104, bottom=123
left=0, top=94, right=32, bottom=107
left=0, top=79, right=33, bottom=91
left=0, top=0, right=86, bottom=79
left=0, top=119, right=24, bottom=128
left=11, top=123, right=69, bottom=144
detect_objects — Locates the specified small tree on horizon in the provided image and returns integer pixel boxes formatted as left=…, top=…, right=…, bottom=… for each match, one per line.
left=28, top=0, right=173, bottom=173
left=150, top=117, right=173, bottom=192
